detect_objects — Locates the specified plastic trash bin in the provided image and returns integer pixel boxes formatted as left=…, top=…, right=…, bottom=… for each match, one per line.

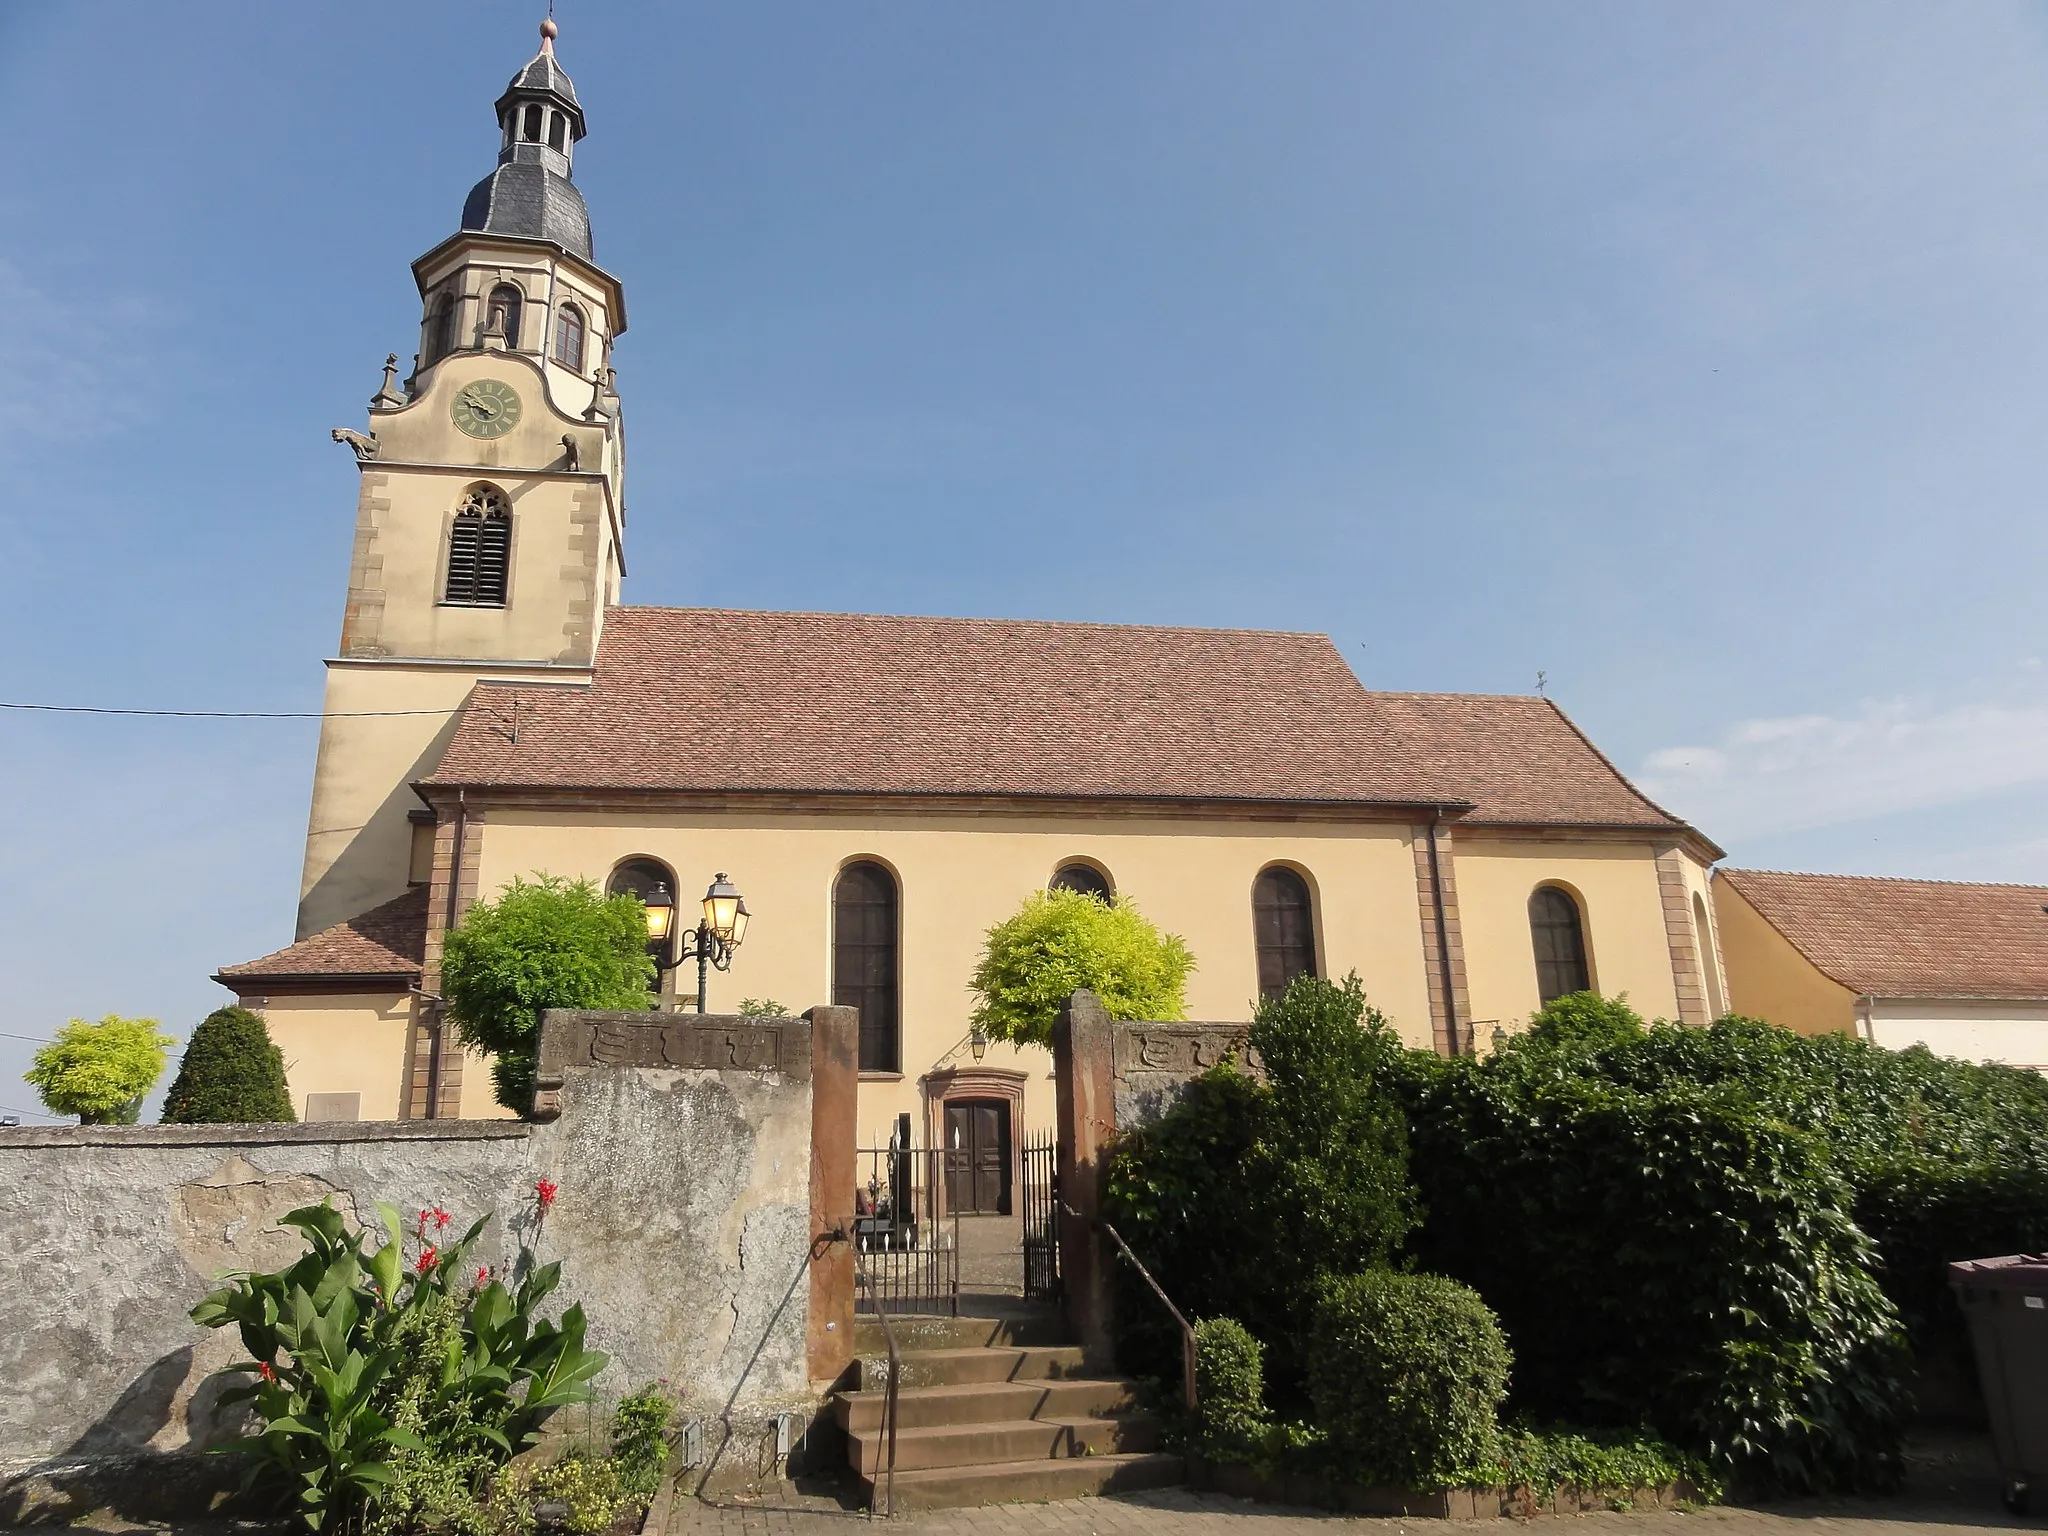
left=1950, top=1253, right=2048, bottom=1515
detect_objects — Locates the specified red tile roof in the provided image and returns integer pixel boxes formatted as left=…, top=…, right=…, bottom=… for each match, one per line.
left=216, top=886, right=427, bottom=985
left=420, top=607, right=1688, bottom=831
left=1719, top=868, right=2048, bottom=1000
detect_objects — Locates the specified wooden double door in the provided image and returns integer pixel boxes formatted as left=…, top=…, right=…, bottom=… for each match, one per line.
left=944, top=1098, right=1012, bottom=1215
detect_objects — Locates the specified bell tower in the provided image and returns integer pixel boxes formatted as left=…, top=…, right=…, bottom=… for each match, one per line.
left=298, top=18, right=629, bottom=937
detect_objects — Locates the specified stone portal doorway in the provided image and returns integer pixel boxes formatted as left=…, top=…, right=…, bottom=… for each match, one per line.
left=944, top=1097, right=1011, bottom=1215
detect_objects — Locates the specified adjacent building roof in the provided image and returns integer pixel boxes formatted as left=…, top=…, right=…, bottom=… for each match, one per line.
left=1718, top=868, right=2048, bottom=1001
left=422, top=606, right=1693, bottom=833
left=215, top=887, right=428, bottom=987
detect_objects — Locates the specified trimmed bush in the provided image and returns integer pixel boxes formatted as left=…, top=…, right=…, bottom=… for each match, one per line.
left=1194, top=1317, right=1270, bottom=1463
left=161, top=1006, right=296, bottom=1123
left=1308, top=1270, right=1511, bottom=1489
left=1106, top=975, right=1413, bottom=1407
left=968, top=889, right=1194, bottom=1048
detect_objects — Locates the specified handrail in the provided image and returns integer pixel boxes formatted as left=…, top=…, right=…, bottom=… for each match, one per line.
left=1068, top=1202, right=1198, bottom=1416
left=856, top=1254, right=902, bottom=1519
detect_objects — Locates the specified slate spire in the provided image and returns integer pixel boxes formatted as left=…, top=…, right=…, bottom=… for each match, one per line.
left=459, top=18, right=595, bottom=260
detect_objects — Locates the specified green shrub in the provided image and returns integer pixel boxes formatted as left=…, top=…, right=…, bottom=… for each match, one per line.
left=1194, top=1318, right=1270, bottom=1463
left=1488, top=1424, right=1720, bottom=1504
left=609, top=1383, right=676, bottom=1499
left=1395, top=1032, right=1910, bottom=1494
left=968, top=889, right=1194, bottom=1047
left=496, top=1456, right=632, bottom=1536
left=1522, top=991, right=1646, bottom=1051
left=193, top=1200, right=607, bottom=1532
left=1106, top=975, right=1413, bottom=1408
left=26, top=1014, right=178, bottom=1123
left=736, top=998, right=789, bottom=1018
left=161, top=1006, right=296, bottom=1123
left=441, top=874, right=656, bottom=1115
left=1856, top=1161, right=2048, bottom=1356
left=1307, top=1270, right=1511, bottom=1489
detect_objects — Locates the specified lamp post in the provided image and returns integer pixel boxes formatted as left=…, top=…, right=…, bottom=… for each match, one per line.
left=643, top=873, right=751, bottom=1013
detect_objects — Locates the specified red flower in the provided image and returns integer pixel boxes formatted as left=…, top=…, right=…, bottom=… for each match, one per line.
left=475, top=1265, right=491, bottom=1288
left=418, top=1245, right=439, bottom=1274
left=535, top=1178, right=559, bottom=1213
left=433, top=1206, right=452, bottom=1231
left=416, top=1208, right=431, bottom=1238
left=257, top=1361, right=277, bottom=1383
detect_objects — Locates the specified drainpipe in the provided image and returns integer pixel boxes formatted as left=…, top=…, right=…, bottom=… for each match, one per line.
left=1857, top=993, right=1877, bottom=1044
left=427, top=790, right=468, bottom=1119
left=1425, top=810, right=1462, bottom=1057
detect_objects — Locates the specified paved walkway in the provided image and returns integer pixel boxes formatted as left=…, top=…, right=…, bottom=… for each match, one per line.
left=668, top=1434, right=2030, bottom=1536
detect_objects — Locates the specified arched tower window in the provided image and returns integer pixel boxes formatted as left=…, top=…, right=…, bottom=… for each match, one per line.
left=1529, top=886, right=1591, bottom=1005
left=834, top=861, right=900, bottom=1074
left=444, top=486, right=512, bottom=606
left=1252, top=865, right=1317, bottom=1000
left=609, top=858, right=676, bottom=996
left=553, top=304, right=587, bottom=372
left=547, top=111, right=568, bottom=151
left=522, top=102, right=544, bottom=142
left=485, top=284, right=523, bottom=349
left=426, top=293, right=457, bottom=365
left=1050, top=863, right=1113, bottom=902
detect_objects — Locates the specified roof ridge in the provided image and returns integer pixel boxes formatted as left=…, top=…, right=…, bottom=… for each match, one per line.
left=1722, top=867, right=2048, bottom=894
left=1528, top=696, right=1706, bottom=848
left=609, top=603, right=1332, bottom=643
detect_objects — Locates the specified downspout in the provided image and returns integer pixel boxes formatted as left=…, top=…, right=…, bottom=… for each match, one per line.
left=1857, top=993, right=1877, bottom=1044
left=1425, top=809, right=1462, bottom=1057
left=427, top=789, right=468, bottom=1119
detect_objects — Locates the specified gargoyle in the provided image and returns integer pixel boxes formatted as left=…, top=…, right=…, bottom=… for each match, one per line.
left=561, top=433, right=581, bottom=471
left=330, top=427, right=379, bottom=461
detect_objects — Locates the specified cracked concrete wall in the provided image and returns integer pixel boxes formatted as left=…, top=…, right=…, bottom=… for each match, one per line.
left=0, top=1048, right=813, bottom=1495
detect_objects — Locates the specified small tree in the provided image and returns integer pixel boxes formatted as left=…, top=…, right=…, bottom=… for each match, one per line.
left=441, top=874, right=656, bottom=1115
left=968, top=889, right=1194, bottom=1047
left=161, top=1006, right=297, bottom=1124
left=26, top=1014, right=178, bottom=1124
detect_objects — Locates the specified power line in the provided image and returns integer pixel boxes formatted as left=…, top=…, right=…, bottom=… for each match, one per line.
left=1, top=702, right=461, bottom=720
left=0, top=1031, right=52, bottom=1045
left=0, top=1103, right=66, bottom=1123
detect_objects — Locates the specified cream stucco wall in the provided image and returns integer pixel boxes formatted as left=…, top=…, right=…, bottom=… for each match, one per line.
left=470, top=806, right=1437, bottom=1142
left=256, top=992, right=415, bottom=1122
left=1868, top=1001, right=2048, bottom=1071
left=1710, top=879, right=1858, bottom=1037
left=1455, top=834, right=1686, bottom=1032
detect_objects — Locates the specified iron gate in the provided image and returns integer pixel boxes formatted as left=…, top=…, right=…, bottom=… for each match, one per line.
left=1021, top=1129, right=1061, bottom=1302
left=853, top=1142, right=959, bottom=1314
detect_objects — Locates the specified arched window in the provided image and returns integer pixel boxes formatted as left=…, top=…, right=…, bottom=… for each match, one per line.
left=444, top=486, right=512, bottom=605
left=547, top=111, right=568, bottom=151
left=485, top=284, right=523, bottom=349
left=1252, top=866, right=1317, bottom=1000
left=609, top=858, right=675, bottom=996
left=522, top=103, right=543, bottom=141
left=1529, top=886, right=1591, bottom=1005
left=552, top=304, right=587, bottom=372
left=1693, top=892, right=1725, bottom=1018
left=426, top=294, right=457, bottom=364
left=834, top=861, right=900, bottom=1074
left=1050, top=862, right=1113, bottom=902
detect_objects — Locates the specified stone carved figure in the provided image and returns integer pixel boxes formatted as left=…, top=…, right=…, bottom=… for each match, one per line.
left=561, top=433, right=580, bottom=471
left=330, top=427, right=380, bottom=461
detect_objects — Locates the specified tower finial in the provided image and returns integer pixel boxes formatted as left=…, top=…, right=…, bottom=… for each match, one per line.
left=540, top=14, right=558, bottom=51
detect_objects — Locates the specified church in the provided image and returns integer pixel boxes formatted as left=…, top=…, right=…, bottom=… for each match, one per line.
left=214, top=22, right=1730, bottom=1173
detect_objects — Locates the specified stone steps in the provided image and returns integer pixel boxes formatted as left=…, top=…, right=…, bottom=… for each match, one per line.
left=838, top=1303, right=1183, bottom=1511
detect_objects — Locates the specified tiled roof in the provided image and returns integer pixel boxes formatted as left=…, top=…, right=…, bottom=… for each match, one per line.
left=1719, top=868, right=2048, bottom=1000
left=217, top=887, right=428, bottom=984
left=421, top=606, right=1689, bottom=832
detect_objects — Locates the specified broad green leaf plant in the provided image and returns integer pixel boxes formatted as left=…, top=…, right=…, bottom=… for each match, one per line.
left=192, top=1198, right=606, bottom=1531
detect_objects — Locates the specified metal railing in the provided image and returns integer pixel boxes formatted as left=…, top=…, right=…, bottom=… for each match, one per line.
left=853, top=1144, right=959, bottom=1314
left=1021, top=1129, right=1061, bottom=1302
left=1075, top=1204, right=1198, bottom=1415
left=855, top=1253, right=903, bottom=1518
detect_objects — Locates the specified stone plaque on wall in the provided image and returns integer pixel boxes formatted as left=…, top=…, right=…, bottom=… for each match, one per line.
left=1110, top=1020, right=1259, bottom=1128
left=532, top=1010, right=811, bottom=1120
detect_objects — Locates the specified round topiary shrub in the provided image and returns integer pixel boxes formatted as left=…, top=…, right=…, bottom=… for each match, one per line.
left=161, top=1006, right=297, bottom=1123
left=1194, top=1316, right=1271, bottom=1462
left=1308, top=1269, right=1511, bottom=1488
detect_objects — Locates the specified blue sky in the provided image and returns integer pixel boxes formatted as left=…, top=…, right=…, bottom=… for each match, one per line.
left=3, top=3, right=2045, bottom=1113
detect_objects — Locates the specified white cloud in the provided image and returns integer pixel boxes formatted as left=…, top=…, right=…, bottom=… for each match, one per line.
left=1639, top=694, right=2048, bottom=840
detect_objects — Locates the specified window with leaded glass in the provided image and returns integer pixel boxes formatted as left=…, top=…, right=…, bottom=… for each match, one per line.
left=1049, top=862, right=1113, bottom=902
left=1529, top=885, right=1591, bottom=1004
left=1252, top=865, right=1317, bottom=1000
left=834, top=861, right=900, bottom=1074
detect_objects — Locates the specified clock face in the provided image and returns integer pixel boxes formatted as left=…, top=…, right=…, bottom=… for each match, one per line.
left=452, top=378, right=522, bottom=439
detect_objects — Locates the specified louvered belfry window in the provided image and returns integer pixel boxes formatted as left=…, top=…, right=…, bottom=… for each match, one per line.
left=1253, top=865, right=1318, bottom=1000
left=1529, top=886, right=1591, bottom=1004
left=834, top=861, right=900, bottom=1074
left=444, top=487, right=512, bottom=606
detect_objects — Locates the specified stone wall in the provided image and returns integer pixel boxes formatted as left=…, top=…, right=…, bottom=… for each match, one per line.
left=0, top=1007, right=853, bottom=1518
